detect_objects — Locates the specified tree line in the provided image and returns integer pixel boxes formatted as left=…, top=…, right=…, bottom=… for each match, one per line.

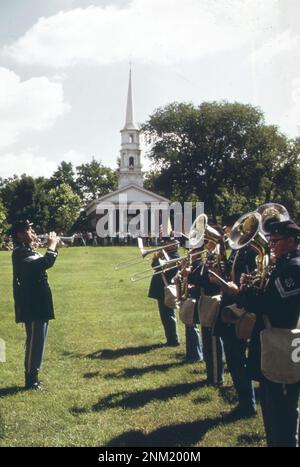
left=143, top=101, right=300, bottom=224
left=0, top=159, right=118, bottom=237
left=0, top=101, right=299, bottom=239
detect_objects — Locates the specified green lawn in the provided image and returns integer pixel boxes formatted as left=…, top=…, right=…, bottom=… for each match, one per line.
left=0, top=247, right=265, bottom=447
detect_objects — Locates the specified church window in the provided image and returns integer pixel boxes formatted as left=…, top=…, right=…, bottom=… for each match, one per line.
left=129, top=134, right=134, bottom=143
left=129, top=156, right=134, bottom=168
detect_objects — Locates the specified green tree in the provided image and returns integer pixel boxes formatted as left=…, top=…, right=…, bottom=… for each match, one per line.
left=47, top=183, right=82, bottom=233
left=48, top=161, right=77, bottom=192
left=0, top=175, right=49, bottom=227
left=0, top=198, right=8, bottom=240
left=76, top=159, right=118, bottom=202
left=143, top=101, right=295, bottom=221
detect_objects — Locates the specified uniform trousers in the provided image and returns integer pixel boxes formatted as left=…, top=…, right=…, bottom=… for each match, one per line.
left=222, top=326, right=256, bottom=412
left=260, top=377, right=300, bottom=447
left=185, top=325, right=203, bottom=362
left=157, top=300, right=179, bottom=346
left=24, top=320, right=48, bottom=373
left=201, top=326, right=224, bottom=385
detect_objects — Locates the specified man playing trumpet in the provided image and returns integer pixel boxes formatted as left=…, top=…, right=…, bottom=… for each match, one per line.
left=11, top=220, right=59, bottom=390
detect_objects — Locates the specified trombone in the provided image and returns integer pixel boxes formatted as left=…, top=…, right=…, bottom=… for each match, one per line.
left=130, top=213, right=222, bottom=282
left=130, top=249, right=204, bottom=282
left=114, top=237, right=180, bottom=270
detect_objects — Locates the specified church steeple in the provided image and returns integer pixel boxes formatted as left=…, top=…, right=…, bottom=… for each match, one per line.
left=118, top=69, right=143, bottom=189
left=123, top=68, right=137, bottom=130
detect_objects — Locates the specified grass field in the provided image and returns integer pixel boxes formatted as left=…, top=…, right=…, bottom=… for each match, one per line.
left=0, top=247, right=265, bottom=447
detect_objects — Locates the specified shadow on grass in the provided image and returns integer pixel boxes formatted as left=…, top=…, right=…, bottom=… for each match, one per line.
left=218, top=385, right=238, bottom=405
left=83, top=371, right=100, bottom=379
left=86, top=343, right=165, bottom=360
left=91, top=381, right=207, bottom=411
left=70, top=406, right=89, bottom=416
left=104, top=361, right=189, bottom=380
left=0, top=386, right=26, bottom=397
left=193, top=394, right=213, bottom=404
left=105, top=411, right=239, bottom=447
left=237, top=434, right=264, bottom=446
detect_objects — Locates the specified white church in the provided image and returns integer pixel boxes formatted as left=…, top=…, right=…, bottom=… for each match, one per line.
left=85, top=70, right=170, bottom=236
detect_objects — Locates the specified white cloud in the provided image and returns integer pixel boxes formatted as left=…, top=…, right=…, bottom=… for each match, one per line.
left=59, top=149, right=93, bottom=166
left=248, top=29, right=300, bottom=65
left=0, top=67, right=69, bottom=148
left=0, top=148, right=57, bottom=178
left=0, top=148, right=92, bottom=178
left=280, top=79, right=300, bottom=137
left=4, top=0, right=279, bottom=68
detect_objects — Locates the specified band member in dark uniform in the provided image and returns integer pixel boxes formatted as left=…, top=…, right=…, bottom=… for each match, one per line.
left=185, top=241, right=223, bottom=378
left=12, top=220, right=59, bottom=390
left=148, top=236, right=180, bottom=346
left=212, top=214, right=258, bottom=417
left=178, top=248, right=204, bottom=363
left=228, top=220, right=300, bottom=446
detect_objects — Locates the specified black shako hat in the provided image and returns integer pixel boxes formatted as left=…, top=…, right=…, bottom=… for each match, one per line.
left=11, top=219, right=33, bottom=237
left=268, top=220, right=300, bottom=239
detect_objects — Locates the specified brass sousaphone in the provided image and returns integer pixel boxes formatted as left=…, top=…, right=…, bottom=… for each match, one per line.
left=256, top=203, right=290, bottom=235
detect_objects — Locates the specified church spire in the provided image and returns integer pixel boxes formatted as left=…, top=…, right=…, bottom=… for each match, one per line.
left=124, top=68, right=137, bottom=130
left=118, top=68, right=143, bottom=189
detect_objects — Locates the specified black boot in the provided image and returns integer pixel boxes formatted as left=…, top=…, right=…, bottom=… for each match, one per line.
left=25, top=371, right=47, bottom=391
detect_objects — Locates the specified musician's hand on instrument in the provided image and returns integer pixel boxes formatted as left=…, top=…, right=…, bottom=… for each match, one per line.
left=208, top=272, right=220, bottom=285
left=156, top=250, right=165, bottom=259
left=206, top=259, right=215, bottom=270
left=224, top=281, right=239, bottom=296
left=269, top=251, right=276, bottom=265
left=181, top=266, right=191, bottom=279
left=240, top=273, right=252, bottom=290
left=48, top=231, right=59, bottom=250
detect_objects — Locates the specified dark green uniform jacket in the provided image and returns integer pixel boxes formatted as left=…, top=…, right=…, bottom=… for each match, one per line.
left=240, top=249, right=300, bottom=380
left=12, top=245, right=58, bottom=323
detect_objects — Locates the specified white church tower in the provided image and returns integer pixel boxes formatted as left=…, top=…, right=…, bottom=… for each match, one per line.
left=118, top=69, right=143, bottom=189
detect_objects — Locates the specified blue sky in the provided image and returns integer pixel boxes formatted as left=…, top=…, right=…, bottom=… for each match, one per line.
left=0, top=0, right=299, bottom=178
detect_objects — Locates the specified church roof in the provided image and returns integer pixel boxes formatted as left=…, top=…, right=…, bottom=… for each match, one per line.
left=85, top=183, right=170, bottom=216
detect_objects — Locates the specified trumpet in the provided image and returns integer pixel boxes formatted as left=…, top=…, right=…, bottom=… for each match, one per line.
left=58, top=235, right=75, bottom=246
left=37, top=234, right=75, bottom=248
